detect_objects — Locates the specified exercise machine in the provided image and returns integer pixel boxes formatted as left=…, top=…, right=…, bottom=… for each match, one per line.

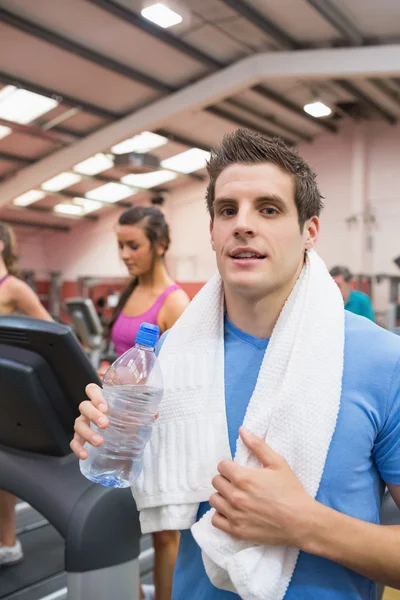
left=64, top=297, right=105, bottom=368
left=0, top=315, right=142, bottom=600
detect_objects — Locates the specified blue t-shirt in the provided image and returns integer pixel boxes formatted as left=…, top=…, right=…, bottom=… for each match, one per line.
left=159, top=312, right=400, bottom=600
left=345, top=290, right=375, bottom=322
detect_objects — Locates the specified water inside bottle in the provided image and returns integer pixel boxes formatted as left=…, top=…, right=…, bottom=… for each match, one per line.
left=81, top=384, right=163, bottom=488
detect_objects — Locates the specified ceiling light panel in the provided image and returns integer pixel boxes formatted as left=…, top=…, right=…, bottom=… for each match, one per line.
left=42, top=172, right=83, bottom=192
left=54, top=203, right=84, bottom=216
left=121, top=170, right=177, bottom=189
left=112, top=131, right=168, bottom=155
left=0, top=125, right=12, bottom=140
left=303, top=101, right=332, bottom=118
left=13, top=190, right=46, bottom=207
left=141, top=3, right=183, bottom=28
left=85, top=182, right=134, bottom=203
left=0, top=86, right=58, bottom=124
left=161, top=148, right=210, bottom=173
left=73, top=153, right=114, bottom=176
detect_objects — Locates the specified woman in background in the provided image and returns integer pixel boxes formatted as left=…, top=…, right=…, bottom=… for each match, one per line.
left=0, top=222, right=53, bottom=567
left=97, top=206, right=189, bottom=600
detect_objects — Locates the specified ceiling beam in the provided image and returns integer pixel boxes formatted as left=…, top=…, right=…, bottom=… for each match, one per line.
left=17, top=203, right=98, bottom=221
left=253, top=85, right=337, bottom=133
left=154, top=129, right=211, bottom=153
left=0, top=71, right=211, bottom=150
left=0, top=217, right=70, bottom=232
left=0, top=152, right=33, bottom=165
left=219, top=0, right=299, bottom=50
left=206, top=106, right=296, bottom=145
left=220, top=0, right=398, bottom=128
left=0, top=7, right=173, bottom=93
left=0, top=70, right=118, bottom=120
left=368, top=79, right=400, bottom=108
left=86, top=0, right=222, bottom=70
left=41, top=188, right=132, bottom=209
left=89, top=0, right=319, bottom=137
left=225, top=98, right=313, bottom=141
left=0, top=116, right=74, bottom=145
left=0, top=44, right=399, bottom=206
left=304, top=0, right=363, bottom=46
left=335, top=80, right=397, bottom=123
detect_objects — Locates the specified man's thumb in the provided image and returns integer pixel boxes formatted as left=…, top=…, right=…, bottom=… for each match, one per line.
left=239, top=426, right=282, bottom=468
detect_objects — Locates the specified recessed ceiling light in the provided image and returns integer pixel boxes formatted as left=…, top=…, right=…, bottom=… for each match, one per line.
left=73, top=197, right=103, bottom=213
left=73, top=153, right=114, bottom=176
left=141, top=3, right=182, bottom=28
left=0, top=125, right=12, bottom=140
left=0, top=86, right=58, bottom=124
left=303, top=101, right=332, bottom=118
left=54, top=203, right=84, bottom=216
left=161, top=148, right=210, bottom=173
left=121, top=170, right=177, bottom=189
left=13, top=190, right=46, bottom=207
left=85, top=182, right=134, bottom=203
left=112, top=131, right=168, bottom=155
left=42, top=172, right=83, bottom=192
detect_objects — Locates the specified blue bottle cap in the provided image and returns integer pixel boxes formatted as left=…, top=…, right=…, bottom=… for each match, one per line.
left=136, top=323, right=160, bottom=348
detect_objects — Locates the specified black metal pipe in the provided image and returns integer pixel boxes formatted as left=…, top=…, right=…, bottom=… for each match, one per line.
left=207, top=106, right=296, bottom=145
left=1, top=217, right=70, bottom=232
left=335, top=80, right=397, bottom=124
left=219, top=0, right=299, bottom=50
left=0, top=70, right=118, bottom=120
left=225, top=99, right=313, bottom=142
left=0, top=8, right=173, bottom=93
left=87, top=0, right=222, bottom=70
left=368, top=79, right=400, bottom=108
left=304, top=0, right=363, bottom=46
left=0, top=152, right=34, bottom=165
left=253, top=85, right=338, bottom=133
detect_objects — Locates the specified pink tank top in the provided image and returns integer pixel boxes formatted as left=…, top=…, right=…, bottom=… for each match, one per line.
left=0, top=274, right=10, bottom=287
left=111, top=284, right=181, bottom=357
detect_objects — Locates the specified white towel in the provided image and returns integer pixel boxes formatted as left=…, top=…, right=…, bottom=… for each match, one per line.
left=132, top=249, right=344, bottom=600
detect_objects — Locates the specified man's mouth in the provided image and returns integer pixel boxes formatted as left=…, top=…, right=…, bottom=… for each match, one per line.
left=229, top=249, right=266, bottom=260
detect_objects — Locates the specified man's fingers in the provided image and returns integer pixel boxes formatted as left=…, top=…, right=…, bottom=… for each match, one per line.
left=212, top=474, right=236, bottom=499
left=209, top=492, right=232, bottom=519
left=74, top=415, right=104, bottom=446
left=78, top=400, right=109, bottom=428
left=70, top=437, right=88, bottom=460
left=85, top=383, right=108, bottom=413
left=211, top=510, right=231, bottom=534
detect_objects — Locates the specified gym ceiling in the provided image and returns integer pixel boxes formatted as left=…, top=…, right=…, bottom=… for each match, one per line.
left=0, top=0, right=399, bottom=232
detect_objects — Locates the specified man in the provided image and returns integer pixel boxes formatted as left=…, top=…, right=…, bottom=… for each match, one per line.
left=330, top=265, right=375, bottom=321
left=71, top=129, right=400, bottom=600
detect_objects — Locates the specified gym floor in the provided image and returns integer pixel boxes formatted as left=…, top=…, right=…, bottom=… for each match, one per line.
left=384, top=589, right=400, bottom=599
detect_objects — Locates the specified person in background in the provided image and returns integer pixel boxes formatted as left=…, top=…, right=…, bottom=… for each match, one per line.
left=0, top=222, right=53, bottom=568
left=330, top=265, right=375, bottom=321
left=97, top=206, right=189, bottom=600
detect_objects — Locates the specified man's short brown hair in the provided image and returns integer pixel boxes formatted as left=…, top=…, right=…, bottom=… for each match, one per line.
left=206, top=129, right=324, bottom=230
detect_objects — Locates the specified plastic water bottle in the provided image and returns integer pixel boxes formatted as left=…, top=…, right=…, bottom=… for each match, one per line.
left=80, top=323, right=163, bottom=488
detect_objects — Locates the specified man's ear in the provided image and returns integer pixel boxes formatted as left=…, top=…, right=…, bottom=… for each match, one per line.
left=304, top=216, right=320, bottom=250
left=210, top=219, right=216, bottom=252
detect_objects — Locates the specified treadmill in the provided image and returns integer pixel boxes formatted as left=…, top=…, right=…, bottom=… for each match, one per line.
left=64, top=298, right=105, bottom=369
left=0, top=316, right=146, bottom=600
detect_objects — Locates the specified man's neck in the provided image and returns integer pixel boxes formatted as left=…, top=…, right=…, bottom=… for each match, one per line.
left=224, top=262, right=304, bottom=339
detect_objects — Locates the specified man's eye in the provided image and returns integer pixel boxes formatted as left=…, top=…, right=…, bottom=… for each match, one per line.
left=220, top=208, right=236, bottom=216
left=262, top=207, right=278, bottom=215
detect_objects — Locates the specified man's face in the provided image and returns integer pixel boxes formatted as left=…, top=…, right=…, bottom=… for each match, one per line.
left=210, top=162, right=319, bottom=300
left=332, top=275, right=351, bottom=302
